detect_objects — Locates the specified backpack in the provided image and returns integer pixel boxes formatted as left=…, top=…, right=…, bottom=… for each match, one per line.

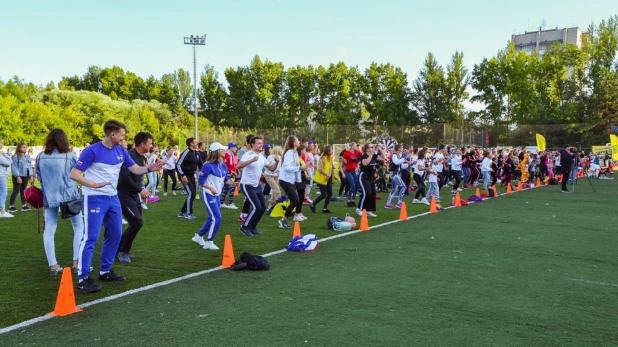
left=344, top=214, right=357, bottom=229
left=327, top=217, right=352, bottom=231
left=286, top=234, right=318, bottom=252
left=231, top=252, right=270, bottom=271
left=269, top=199, right=290, bottom=218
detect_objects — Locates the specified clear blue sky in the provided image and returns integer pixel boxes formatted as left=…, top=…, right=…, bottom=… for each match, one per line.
left=0, top=0, right=614, bottom=86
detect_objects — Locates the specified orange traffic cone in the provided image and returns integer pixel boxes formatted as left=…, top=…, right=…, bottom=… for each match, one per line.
left=454, top=192, right=462, bottom=207
left=429, top=196, right=438, bottom=213
left=399, top=202, right=408, bottom=221
left=292, top=221, right=302, bottom=238
left=516, top=181, right=522, bottom=191
left=48, top=268, right=82, bottom=317
left=359, top=209, right=370, bottom=231
left=221, top=234, right=235, bottom=268
left=234, top=186, right=239, bottom=196
left=475, top=188, right=481, bottom=197
left=545, top=179, right=549, bottom=186
left=493, top=185, right=498, bottom=197
left=536, top=177, right=541, bottom=187
left=506, top=184, right=513, bottom=194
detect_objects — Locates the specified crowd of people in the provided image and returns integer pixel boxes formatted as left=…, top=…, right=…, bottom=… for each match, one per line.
left=0, top=121, right=615, bottom=293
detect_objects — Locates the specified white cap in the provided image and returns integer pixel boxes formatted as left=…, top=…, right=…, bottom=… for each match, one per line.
left=209, top=142, right=228, bottom=151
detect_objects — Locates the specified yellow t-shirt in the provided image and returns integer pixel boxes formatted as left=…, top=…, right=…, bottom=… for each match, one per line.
left=313, top=156, right=332, bottom=185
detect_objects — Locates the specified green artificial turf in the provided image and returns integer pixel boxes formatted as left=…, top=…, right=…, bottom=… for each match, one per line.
left=1, top=179, right=617, bottom=346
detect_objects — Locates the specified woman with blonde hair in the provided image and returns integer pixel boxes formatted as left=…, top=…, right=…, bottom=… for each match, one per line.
left=309, top=145, right=335, bottom=213
left=277, top=136, right=308, bottom=229
left=264, top=145, right=281, bottom=209
left=0, top=139, right=13, bottom=218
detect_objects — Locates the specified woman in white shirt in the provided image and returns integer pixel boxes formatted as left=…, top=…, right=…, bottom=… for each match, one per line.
left=263, top=145, right=281, bottom=210
left=481, top=151, right=493, bottom=192
left=163, top=150, right=178, bottom=196
left=385, top=144, right=407, bottom=209
left=277, top=136, right=308, bottom=229
left=450, top=148, right=463, bottom=195
left=145, top=146, right=160, bottom=196
left=412, top=150, right=430, bottom=205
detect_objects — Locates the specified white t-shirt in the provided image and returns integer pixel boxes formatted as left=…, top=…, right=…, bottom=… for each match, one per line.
left=163, top=155, right=177, bottom=170
left=429, top=164, right=440, bottom=183
left=433, top=152, right=444, bottom=172
left=451, top=155, right=463, bottom=171
left=240, top=150, right=267, bottom=187
left=413, top=159, right=425, bottom=176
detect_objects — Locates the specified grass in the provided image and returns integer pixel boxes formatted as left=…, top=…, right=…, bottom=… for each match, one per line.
left=1, top=179, right=617, bottom=346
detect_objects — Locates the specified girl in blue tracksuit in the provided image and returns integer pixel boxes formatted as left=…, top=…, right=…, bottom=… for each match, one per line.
left=192, top=143, right=235, bottom=250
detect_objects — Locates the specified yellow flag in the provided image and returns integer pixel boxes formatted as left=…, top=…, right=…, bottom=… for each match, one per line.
left=535, top=134, right=546, bottom=151
left=610, top=134, right=618, bottom=161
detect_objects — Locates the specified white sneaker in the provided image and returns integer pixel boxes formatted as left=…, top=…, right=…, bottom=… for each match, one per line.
left=172, top=191, right=177, bottom=196
left=421, top=198, right=430, bottom=205
left=457, top=188, right=463, bottom=192
left=141, top=204, right=148, bottom=210
left=203, top=241, right=220, bottom=250
left=299, top=213, right=308, bottom=220
left=122, top=219, right=128, bottom=225
left=367, top=211, right=377, bottom=217
left=0, top=212, right=14, bottom=218
left=293, top=215, right=304, bottom=222
left=227, top=203, right=238, bottom=210
left=412, top=199, right=421, bottom=204
left=163, top=192, right=168, bottom=196
left=356, top=208, right=363, bottom=216
left=221, top=204, right=229, bottom=209
left=191, top=234, right=205, bottom=247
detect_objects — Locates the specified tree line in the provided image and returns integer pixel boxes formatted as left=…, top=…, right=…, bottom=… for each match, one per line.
left=1, top=15, right=617, bottom=147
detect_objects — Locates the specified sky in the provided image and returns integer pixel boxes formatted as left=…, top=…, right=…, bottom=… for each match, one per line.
left=0, top=0, right=615, bottom=87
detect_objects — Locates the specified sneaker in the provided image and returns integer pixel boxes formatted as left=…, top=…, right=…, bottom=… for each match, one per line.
left=367, top=211, right=377, bottom=217
left=172, top=191, right=177, bottom=196
left=299, top=213, right=308, bottom=220
left=395, top=202, right=403, bottom=208
left=191, top=233, right=205, bottom=247
left=0, top=212, right=14, bottom=218
left=184, top=213, right=197, bottom=220
left=7, top=205, right=17, bottom=213
left=178, top=212, right=186, bottom=218
left=421, top=198, right=430, bottom=205
left=98, top=270, right=125, bottom=282
left=163, top=192, right=168, bottom=196
left=450, top=190, right=457, bottom=195
left=322, top=209, right=332, bottom=213
left=561, top=189, right=571, bottom=193
left=384, top=203, right=395, bottom=209
left=21, top=205, right=31, bottom=212
left=356, top=208, right=362, bottom=216
left=309, top=204, right=316, bottom=213
left=278, top=219, right=290, bottom=229
left=203, top=241, right=220, bottom=250
left=293, top=215, right=305, bottom=222
left=250, top=228, right=263, bottom=235
left=77, top=278, right=101, bottom=293
left=49, top=266, right=63, bottom=276
left=412, top=199, right=421, bottom=204
left=221, top=203, right=229, bottom=209
left=122, top=219, right=128, bottom=225
left=238, top=215, right=247, bottom=222
left=227, top=203, right=238, bottom=210
left=141, top=204, right=148, bottom=210
left=117, top=252, right=131, bottom=264
left=239, top=226, right=254, bottom=237
left=457, top=188, right=463, bottom=192
left=303, top=198, right=312, bottom=205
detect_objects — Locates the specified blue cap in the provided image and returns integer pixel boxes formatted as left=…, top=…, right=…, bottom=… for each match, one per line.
left=264, top=143, right=271, bottom=149
left=227, top=142, right=237, bottom=148
left=307, top=141, right=314, bottom=145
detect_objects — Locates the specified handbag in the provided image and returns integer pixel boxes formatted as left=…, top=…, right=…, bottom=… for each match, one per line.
left=59, top=153, right=82, bottom=219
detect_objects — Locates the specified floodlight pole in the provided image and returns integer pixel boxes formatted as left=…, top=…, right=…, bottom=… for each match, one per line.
left=184, top=34, right=207, bottom=140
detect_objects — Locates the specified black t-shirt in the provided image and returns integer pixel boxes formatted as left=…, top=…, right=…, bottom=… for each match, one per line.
left=198, top=151, right=208, bottom=163
left=359, top=153, right=378, bottom=177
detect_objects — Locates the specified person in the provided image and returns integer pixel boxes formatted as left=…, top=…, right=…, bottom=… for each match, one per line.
left=176, top=138, right=203, bottom=219
left=145, top=145, right=160, bottom=196
left=434, top=144, right=447, bottom=189
left=385, top=144, right=407, bottom=209
left=70, top=120, right=164, bottom=293
left=237, top=136, right=279, bottom=236
left=162, top=148, right=178, bottom=196
left=192, top=142, right=237, bottom=250
left=341, top=142, right=362, bottom=207
left=237, top=134, right=255, bottom=222
left=116, top=132, right=154, bottom=264
left=337, top=145, right=349, bottom=199
left=481, top=151, right=493, bottom=193
left=559, top=145, right=574, bottom=193
left=195, top=142, right=208, bottom=200
left=426, top=160, right=440, bottom=203
left=450, top=148, right=463, bottom=195
left=8, top=142, right=34, bottom=212
left=0, top=139, right=12, bottom=218
left=412, top=150, right=430, bottom=205
left=310, top=145, right=335, bottom=213
left=263, top=145, right=281, bottom=210
left=294, top=146, right=310, bottom=220
left=303, top=141, right=315, bottom=204
left=277, top=136, right=308, bottom=229
left=220, top=142, right=239, bottom=209
left=357, top=143, right=383, bottom=217
left=36, top=129, right=85, bottom=275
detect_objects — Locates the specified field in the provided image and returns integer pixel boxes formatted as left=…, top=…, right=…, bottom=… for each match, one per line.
left=0, top=178, right=617, bottom=346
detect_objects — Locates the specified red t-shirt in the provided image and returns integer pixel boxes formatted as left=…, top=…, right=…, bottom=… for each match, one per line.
left=224, top=151, right=237, bottom=174
left=342, top=150, right=362, bottom=172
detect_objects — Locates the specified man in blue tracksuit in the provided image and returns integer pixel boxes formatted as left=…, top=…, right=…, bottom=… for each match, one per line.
left=70, top=120, right=164, bottom=293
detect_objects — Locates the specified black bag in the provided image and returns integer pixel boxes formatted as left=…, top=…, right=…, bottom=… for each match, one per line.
left=60, top=153, right=82, bottom=219
left=231, top=252, right=270, bottom=271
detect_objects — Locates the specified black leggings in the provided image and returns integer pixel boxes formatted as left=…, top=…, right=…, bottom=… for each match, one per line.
left=280, top=181, right=302, bottom=218
left=312, top=178, right=332, bottom=209
left=413, top=173, right=426, bottom=199
left=10, top=176, right=29, bottom=206
left=358, top=173, right=376, bottom=212
left=338, top=171, right=348, bottom=196
left=452, top=170, right=462, bottom=190
left=163, top=169, right=177, bottom=192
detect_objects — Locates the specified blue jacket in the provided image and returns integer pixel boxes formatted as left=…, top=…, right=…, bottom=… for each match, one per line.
left=36, top=150, right=80, bottom=208
left=0, top=153, right=11, bottom=176
left=11, top=154, right=32, bottom=177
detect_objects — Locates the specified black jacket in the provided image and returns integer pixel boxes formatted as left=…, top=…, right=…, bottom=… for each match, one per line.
left=559, top=149, right=573, bottom=168
left=176, top=149, right=202, bottom=178
left=118, top=148, right=147, bottom=195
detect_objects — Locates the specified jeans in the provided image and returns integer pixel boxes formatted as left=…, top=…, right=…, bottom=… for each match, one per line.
left=0, top=175, right=7, bottom=210
left=344, top=170, right=358, bottom=200
left=44, top=207, right=84, bottom=266
left=482, top=171, right=491, bottom=190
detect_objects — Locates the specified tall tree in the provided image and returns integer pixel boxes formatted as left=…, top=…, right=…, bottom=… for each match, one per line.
left=411, top=53, right=449, bottom=123
left=199, top=64, right=228, bottom=129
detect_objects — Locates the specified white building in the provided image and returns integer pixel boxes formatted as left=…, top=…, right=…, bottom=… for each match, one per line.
left=512, top=27, right=583, bottom=55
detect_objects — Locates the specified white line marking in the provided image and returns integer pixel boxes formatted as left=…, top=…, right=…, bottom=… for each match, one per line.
left=0, top=190, right=520, bottom=335
left=569, top=279, right=618, bottom=287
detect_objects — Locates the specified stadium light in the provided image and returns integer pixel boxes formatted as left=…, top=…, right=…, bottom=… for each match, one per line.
left=184, top=34, right=207, bottom=140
